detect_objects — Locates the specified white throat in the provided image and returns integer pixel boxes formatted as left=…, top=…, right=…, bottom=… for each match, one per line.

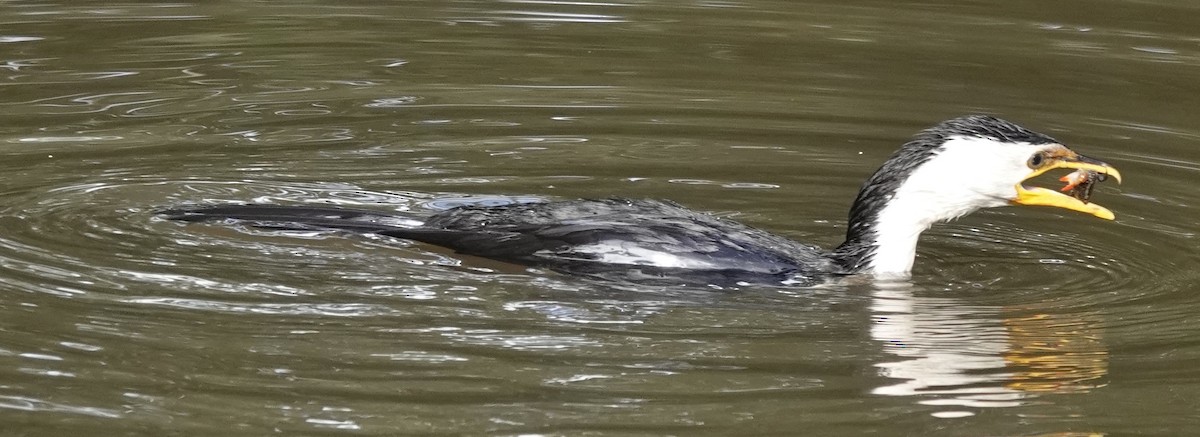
left=863, top=136, right=1043, bottom=275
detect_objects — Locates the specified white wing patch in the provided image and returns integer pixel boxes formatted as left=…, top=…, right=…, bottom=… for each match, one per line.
left=556, top=241, right=720, bottom=269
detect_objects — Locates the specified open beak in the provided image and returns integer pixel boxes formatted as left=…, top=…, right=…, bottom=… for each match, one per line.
left=1012, top=149, right=1123, bottom=220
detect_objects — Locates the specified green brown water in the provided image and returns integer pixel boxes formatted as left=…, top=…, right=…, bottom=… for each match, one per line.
left=2, top=1, right=1198, bottom=435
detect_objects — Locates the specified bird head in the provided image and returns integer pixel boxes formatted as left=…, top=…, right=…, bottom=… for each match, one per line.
left=836, top=115, right=1122, bottom=274
left=896, top=116, right=1122, bottom=222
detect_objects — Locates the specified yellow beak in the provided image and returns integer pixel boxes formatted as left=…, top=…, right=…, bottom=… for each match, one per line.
left=1012, top=152, right=1123, bottom=220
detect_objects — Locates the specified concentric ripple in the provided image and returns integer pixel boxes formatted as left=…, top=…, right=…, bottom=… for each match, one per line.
left=1, top=180, right=445, bottom=303
left=914, top=216, right=1164, bottom=305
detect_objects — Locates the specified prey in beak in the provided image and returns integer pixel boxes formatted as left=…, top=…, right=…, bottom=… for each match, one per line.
left=1012, top=145, right=1123, bottom=220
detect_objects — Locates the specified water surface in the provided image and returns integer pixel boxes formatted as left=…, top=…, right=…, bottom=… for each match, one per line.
left=1, top=1, right=1198, bottom=435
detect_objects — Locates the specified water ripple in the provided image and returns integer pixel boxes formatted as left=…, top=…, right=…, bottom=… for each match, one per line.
left=918, top=218, right=1157, bottom=303
left=0, top=395, right=122, bottom=419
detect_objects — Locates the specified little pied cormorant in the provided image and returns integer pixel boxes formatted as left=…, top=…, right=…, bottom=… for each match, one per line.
left=161, top=115, right=1122, bottom=285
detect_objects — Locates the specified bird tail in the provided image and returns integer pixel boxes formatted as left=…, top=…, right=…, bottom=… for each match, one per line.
left=158, top=204, right=426, bottom=234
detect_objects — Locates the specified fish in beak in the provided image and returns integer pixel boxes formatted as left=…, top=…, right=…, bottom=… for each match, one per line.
left=1013, top=146, right=1123, bottom=220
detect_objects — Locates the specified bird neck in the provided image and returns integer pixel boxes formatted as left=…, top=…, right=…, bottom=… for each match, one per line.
left=830, top=197, right=933, bottom=276
left=836, top=199, right=942, bottom=274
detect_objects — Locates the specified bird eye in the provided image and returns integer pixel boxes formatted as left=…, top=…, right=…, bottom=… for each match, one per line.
left=1027, top=152, right=1046, bottom=169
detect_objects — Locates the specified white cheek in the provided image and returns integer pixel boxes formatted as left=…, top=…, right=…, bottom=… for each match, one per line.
left=914, top=137, right=1039, bottom=205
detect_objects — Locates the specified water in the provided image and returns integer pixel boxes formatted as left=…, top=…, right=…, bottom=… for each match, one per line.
left=1, top=1, right=1198, bottom=435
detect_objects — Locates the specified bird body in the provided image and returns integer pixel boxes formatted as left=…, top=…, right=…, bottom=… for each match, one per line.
left=165, top=199, right=838, bottom=285
left=161, top=116, right=1122, bottom=285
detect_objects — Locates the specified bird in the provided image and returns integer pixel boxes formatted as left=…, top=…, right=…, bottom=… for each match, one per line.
left=160, top=115, right=1122, bottom=286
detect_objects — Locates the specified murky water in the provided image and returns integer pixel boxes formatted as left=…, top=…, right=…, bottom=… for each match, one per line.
left=2, top=1, right=1198, bottom=435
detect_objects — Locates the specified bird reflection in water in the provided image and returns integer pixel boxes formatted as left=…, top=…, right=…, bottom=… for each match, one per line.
left=869, top=284, right=1107, bottom=417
